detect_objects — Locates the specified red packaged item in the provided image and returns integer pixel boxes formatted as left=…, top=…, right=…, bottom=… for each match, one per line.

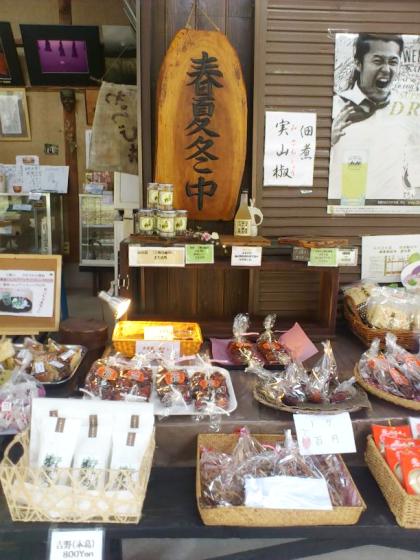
left=371, top=424, right=412, bottom=454
left=383, top=435, right=420, bottom=482
left=400, top=449, right=420, bottom=495
left=228, top=313, right=257, bottom=365
left=256, top=314, right=290, bottom=366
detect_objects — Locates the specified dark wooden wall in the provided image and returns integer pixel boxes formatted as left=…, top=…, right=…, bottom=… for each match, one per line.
left=252, top=0, right=420, bottom=316
left=138, top=0, right=254, bottom=323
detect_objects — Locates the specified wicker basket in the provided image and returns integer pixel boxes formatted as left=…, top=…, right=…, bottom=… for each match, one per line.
left=354, top=364, right=420, bottom=412
left=0, top=430, right=155, bottom=523
left=365, top=435, right=420, bottom=528
left=196, top=433, right=366, bottom=527
left=343, top=295, right=417, bottom=352
left=112, top=320, right=203, bottom=357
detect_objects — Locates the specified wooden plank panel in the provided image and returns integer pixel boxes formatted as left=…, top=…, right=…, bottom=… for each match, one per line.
left=197, top=0, right=227, bottom=31
left=223, top=269, right=249, bottom=316
left=196, top=270, right=224, bottom=318
left=268, top=9, right=420, bottom=23
left=269, top=0, right=419, bottom=11
left=267, top=20, right=420, bottom=33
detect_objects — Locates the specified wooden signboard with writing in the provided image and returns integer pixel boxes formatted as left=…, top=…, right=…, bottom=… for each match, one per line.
left=155, top=29, right=247, bottom=221
left=0, top=254, right=61, bottom=335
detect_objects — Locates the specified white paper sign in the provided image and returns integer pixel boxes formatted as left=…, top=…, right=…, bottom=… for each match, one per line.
left=362, top=234, right=420, bottom=283
left=409, top=417, right=420, bottom=439
left=49, top=528, right=103, bottom=560
left=263, top=111, right=316, bottom=186
left=244, top=475, right=332, bottom=510
left=0, top=94, right=22, bottom=134
left=337, top=247, right=358, bottom=267
left=293, top=412, right=356, bottom=455
left=128, top=246, right=185, bottom=267
left=40, top=165, right=69, bottom=193
left=136, top=340, right=180, bottom=360
left=0, top=269, right=55, bottom=317
left=231, top=246, right=262, bottom=267
left=144, top=325, right=174, bottom=341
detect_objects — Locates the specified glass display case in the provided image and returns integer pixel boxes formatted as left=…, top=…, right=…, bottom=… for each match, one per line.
left=79, top=194, right=115, bottom=267
left=0, top=193, right=63, bottom=254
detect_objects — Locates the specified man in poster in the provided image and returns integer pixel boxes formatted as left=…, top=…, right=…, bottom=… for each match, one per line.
left=328, top=33, right=420, bottom=213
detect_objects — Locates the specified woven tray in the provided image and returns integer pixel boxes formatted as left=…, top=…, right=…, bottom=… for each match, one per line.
left=365, top=435, right=420, bottom=528
left=343, top=295, right=417, bottom=352
left=253, top=383, right=371, bottom=415
left=196, top=433, right=366, bottom=527
left=0, top=430, right=155, bottom=523
left=354, top=364, right=420, bottom=412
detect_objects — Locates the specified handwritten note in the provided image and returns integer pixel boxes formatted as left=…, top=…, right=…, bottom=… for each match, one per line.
left=49, top=528, right=103, bottom=560
left=293, top=412, right=356, bottom=455
left=263, top=111, right=316, bottom=187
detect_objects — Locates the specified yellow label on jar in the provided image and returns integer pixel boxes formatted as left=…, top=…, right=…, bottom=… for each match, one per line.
left=159, top=191, right=173, bottom=207
left=234, top=219, right=251, bottom=236
left=175, top=217, right=187, bottom=231
left=148, top=189, right=159, bottom=205
left=139, top=217, right=154, bottom=231
left=158, top=217, right=175, bottom=233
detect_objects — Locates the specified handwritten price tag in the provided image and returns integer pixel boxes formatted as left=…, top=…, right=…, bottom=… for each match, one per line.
left=49, top=528, right=103, bottom=560
left=293, top=412, right=356, bottom=455
left=231, top=246, right=262, bottom=267
left=128, top=246, right=185, bottom=267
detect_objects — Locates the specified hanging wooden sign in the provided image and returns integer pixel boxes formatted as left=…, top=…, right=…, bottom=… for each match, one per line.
left=155, top=29, right=247, bottom=221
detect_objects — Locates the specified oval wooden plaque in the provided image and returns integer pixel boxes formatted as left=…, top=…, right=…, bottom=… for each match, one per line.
left=155, top=29, right=247, bottom=221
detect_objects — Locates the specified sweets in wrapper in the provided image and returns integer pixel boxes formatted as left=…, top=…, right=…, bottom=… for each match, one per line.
left=400, top=449, right=420, bottom=495
left=306, top=340, right=338, bottom=403
left=200, top=427, right=361, bottom=509
left=84, top=355, right=152, bottom=401
left=366, top=287, right=413, bottom=330
left=228, top=313, right=256, bottom=365
left=155, top=367, right=191, bottom=407
left=256, top=314, right=291, bottom=366
left=383, top=435, right=420, bottom=483
left=371, top=424, right=412, bottom=454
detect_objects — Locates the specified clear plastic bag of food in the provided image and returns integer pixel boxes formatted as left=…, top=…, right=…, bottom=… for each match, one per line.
left=306, top=340, right=337, bottom=403
left=83, top=353, right=153, bottom=401
left=329, top=377, right=357, bottom=403
left=0, top=367, right=46, bottom=433
left=342, top=280, right=378, bottom=323
left=256, top=314, right=291, bottom=366
left=366, top=286, right=413, bottom=330
left=228, top=313, right=257, bottom=365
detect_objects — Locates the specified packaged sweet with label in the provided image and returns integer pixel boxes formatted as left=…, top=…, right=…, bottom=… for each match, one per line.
left=155, top=367, right=192, bottom=406
left=371, top=424, right=412, bottom=454
left=228, top=313, right=256, bottom=365
left=306, top=341, right=337, bottom=403
left=256, top=314, right=291, bottom=366
left=383, top=435, right=420, bottom=482
left=191, top=370, right=230, bottom=412
left=400, top=449, right=420, bottom=495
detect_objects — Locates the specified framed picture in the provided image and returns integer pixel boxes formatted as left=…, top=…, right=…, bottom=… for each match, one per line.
left=20, top=24, right=104, bottom=86
left=0, top=22, right=24, bottom=86
left=0, top=88, right=31, bottom=140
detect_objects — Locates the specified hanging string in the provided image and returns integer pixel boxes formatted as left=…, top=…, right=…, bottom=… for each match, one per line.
left=185, top=1, right=196, bottom=29
left=90, top=45, right=133, bottom=84
left=197, top=2, right=221, bottom=32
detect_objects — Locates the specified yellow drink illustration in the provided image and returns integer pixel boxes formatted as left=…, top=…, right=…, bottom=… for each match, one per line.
left=341, top=150, right=368, bottom=206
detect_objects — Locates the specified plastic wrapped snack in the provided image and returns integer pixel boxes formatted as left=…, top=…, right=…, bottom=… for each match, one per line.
left=366, top=287, right=413, bottom=330
left=227, top=314, right=256, bottom=365
left=84, top=355, right=152, bottom=401
left=155, top=366, right=191, bottom=407
left=256, top=314, right=291, bottom=366
left=191, top=370, right=230, bottom=412
left=343, top=281, right=378, bottom=323
left=306, top=341, right=337, bottom=403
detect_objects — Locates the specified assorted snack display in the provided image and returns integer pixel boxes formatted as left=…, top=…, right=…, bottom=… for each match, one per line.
left=357, top=333, right=420, bottom=403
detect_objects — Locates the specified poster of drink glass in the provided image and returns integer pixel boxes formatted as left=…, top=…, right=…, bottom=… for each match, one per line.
left=327, top=33, right=420, bottom=214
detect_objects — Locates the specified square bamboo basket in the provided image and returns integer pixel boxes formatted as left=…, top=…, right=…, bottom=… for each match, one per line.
left=112, top=320, right=203, bottom=357
left=365, top=435, right=420, bottom=529
left=196, top=433, right=366, bottom=527
left=0, top=430, right=155, bottom=524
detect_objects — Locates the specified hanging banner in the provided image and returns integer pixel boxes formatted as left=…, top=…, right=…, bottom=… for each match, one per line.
left=263, top=111, right=316, bottom=186
left=328, top=33, right=420, bottom=214
left=155, top=29, right=247, bottom=220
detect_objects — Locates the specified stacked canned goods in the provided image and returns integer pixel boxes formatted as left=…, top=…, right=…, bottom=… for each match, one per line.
left=137, top=182, right=188, bottom=239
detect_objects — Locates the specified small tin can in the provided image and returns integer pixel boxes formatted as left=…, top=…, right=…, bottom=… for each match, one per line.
left=175, top=210, right=188, bottom=236
left=158, top=183, right=174, bottom=210
left=138, top=209, right=155, bottom=235
left=147, top=183, right=159, bottom=209
left=158, top=210, right=176, bottom=238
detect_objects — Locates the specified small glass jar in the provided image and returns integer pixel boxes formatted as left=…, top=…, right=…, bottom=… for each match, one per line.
left=147, top=183, right=159, bottom=209
left=157, top=210, right=176, bottom=238
left=158, top=183, right=174, bottom=210
left=175, top=210, right=188, bottom=236
left=138, top=209, right=155, bottom=235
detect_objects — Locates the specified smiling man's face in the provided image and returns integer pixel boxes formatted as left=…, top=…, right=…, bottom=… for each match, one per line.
left=356, top=39, right=401, bottom=103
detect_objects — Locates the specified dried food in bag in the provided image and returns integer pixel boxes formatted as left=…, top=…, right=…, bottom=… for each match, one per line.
left=0, top=370, right=45, bottom=433
left=156, top=367, right=191, bottom=406
left=329, top=377, right=357, bottom=404
left=306, top=341, right=337, bottom=403
left=366, top=286, right=412, bottom=330
left=228, top=313, right=255, bottom=365
left=256, top=314, right=291, bottom=366
left=191, top=370, right=230, bottom=412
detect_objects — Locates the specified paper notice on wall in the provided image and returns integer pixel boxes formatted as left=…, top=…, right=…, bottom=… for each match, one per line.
left=0, top=269, right=55, bottom=317
left=0, top=94, right=22, bottom=135
left=361, top=234, right=420, bottom=283
left=40, top=166, right=69, bottom=193
left=263, top=111, right=316, bottom=186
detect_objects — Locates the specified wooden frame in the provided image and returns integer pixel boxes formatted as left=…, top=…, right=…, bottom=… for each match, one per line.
left=20, top=24, right=104, bottom=86
left=0, top=254, right=62, bottom=335
left=0, top=22, right=23, bottom=86
left=0, top=88, right=31, bottom=140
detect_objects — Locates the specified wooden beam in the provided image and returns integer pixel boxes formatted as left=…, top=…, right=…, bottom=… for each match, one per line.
left=58, top=0, right=72, bottom=24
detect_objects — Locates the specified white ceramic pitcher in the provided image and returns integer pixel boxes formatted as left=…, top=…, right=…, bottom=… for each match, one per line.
left=249, top=200, right=263, bottom=236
